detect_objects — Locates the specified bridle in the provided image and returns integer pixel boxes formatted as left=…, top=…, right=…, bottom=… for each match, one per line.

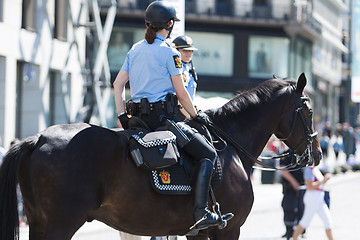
left=276, top=85, right=318, bottom=168
left=203, top=84, right=318, bottom=171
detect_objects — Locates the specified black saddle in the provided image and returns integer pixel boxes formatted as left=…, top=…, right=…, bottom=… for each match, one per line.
left=118, top=118, right=223, bottom=195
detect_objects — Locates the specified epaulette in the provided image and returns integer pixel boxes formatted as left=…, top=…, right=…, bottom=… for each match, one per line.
left=136, top=39, right=145, bottom=45
left=164, top=39, right=174, bottom=48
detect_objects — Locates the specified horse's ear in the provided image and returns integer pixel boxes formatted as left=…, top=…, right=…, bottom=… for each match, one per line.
left=296, top=73, right=307, bottom=94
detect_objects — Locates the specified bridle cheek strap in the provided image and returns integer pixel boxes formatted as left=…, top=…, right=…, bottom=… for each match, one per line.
left=278, top=86, right=318, bottom=166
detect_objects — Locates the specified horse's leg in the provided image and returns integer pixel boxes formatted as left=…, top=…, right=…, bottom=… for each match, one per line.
left=25, top=203, right=86, bottom=240
left=186, top=234, right=209, bottom=240
left=209, top=226, right=241, bottom=240
left=27, top=214, right=46, bottom=240
left=40, top=216, right=86, bottom=240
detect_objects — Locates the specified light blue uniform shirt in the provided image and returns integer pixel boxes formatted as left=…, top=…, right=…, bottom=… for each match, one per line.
left=121, top=34, right=182, bottom=103
left=181, top=62, right=197, bottom=101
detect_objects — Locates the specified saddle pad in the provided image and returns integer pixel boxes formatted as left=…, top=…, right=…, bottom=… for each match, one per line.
left=149, top=154, right=223, bottom=195
left=150, top=162, right=192, bottom=195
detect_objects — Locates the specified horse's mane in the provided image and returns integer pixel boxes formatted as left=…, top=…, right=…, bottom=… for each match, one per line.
left=211, top=78, right=295, bottom=117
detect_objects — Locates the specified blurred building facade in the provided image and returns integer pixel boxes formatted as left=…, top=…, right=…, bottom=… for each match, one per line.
left=0, top=0, right=87, bottom=146
left=0, top=0, right=351, bottom=146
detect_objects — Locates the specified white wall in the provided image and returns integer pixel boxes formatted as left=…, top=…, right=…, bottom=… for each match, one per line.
left=0, top=0, right=87, bottom=146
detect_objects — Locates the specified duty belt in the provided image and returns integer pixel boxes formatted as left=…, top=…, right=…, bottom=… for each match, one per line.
left=126, top=100, right=167, bottom=116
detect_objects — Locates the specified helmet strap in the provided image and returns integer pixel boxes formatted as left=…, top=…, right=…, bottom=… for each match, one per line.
left=165, top=19, right=174, bottom=38
left=166, top=25, right=174, bottom=38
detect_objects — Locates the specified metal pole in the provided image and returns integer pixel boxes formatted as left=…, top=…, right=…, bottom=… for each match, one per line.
left=344, top=0, right=353, bottom=159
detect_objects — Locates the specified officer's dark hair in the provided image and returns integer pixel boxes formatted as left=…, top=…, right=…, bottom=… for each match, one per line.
left=145, top=23, right=163, bottom=44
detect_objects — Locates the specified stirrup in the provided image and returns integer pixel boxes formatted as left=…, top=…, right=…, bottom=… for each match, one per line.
left=212, top=202, right=234, bottom=229
left=189, top=211, right=220, bottom=231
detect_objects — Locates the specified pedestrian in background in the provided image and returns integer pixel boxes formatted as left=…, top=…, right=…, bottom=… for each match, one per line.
left=319, top=131, right=330, bottom=160
left=292, top=166, right=334, bottom=240
left=342, top=122, right=357, bottom=163
left=280, top=154, right=305, bottom=240
left=332, top=132, right=343, bottom=161
left=323, top=121, right=333, bottom=139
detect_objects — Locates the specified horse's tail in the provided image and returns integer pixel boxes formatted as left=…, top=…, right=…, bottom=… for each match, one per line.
left=0, top=134, right=40, bottom=240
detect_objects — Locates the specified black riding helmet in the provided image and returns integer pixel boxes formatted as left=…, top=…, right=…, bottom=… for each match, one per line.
left=172, top=35, right=198, bottom=51
left=145, top=1, right=180, bottom=30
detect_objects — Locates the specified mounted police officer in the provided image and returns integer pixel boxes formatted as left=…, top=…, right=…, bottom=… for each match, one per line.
left=172, top=35, right=198, bottom=101
left=113, top=1, right=232, bottom=231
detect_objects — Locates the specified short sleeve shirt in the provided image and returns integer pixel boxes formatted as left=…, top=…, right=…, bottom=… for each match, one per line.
left=121, top=34, right=182, bottom=103
left=303, top=167, right=314, bottom=181
left=181, top=62, right=197, bottom=101
left=303, top=167, right=324, bottom=190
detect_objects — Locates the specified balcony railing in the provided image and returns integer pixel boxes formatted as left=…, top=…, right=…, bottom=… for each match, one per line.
left=97, top=0, right=321, bottom=35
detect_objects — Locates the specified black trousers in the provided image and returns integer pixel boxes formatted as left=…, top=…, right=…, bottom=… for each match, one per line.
left=136, top=110, right=217, bottom=164
left=281, top=189, right=305, bottom=228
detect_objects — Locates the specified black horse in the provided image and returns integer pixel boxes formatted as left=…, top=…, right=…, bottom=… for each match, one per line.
left=0, top=73, right=322, bottom=240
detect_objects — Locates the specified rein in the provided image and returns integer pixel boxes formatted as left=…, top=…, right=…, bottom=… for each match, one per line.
left=206, top=122, right=299, bottom=171
left=205, top=85, right=318, bottom=172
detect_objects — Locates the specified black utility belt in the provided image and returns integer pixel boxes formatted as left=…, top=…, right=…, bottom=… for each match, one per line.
left=126, top=95, right=178, bottom=116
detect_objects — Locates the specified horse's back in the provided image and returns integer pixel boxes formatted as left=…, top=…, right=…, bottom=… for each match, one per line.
left=18, top=123, right=129, bottom=229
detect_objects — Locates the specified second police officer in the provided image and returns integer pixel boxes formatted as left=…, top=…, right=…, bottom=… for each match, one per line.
left=172, top=35, right=198, bottom=101
left=113, top=1, right=233, bottom=231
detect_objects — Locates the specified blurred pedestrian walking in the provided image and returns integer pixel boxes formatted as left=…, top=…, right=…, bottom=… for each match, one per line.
left=319, top=132, right=330, bottom=160
left=292, top=167, right=334, bottom=240
left=280, top=154, right=305, bottom=240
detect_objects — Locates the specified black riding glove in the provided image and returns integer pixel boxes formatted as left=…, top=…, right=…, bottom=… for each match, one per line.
left=194, top=110, right=212, bottom=126
left=118, top=113, right=130, bottom=129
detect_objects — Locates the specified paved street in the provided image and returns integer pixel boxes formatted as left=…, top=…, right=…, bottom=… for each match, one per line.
left=19, top=143, right=360, bottom=239
left=240, top=171, right=360, bottom=240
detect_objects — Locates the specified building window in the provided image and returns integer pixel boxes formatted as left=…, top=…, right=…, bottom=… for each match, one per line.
left=188, top=31, right=234, bottom=77
left=216, top=0, right=232, bottom=16
left=16, top=62, right=39, bottom=139
left=22, top=0, right=36, bottom=31
left=54, top=0, right=68, bottom=41
left=49, top=70, right=71, bottom=125
left=253, top=0, right=268, bottom=6
left=0, top=0, right=3, bottom=22
left=248, top=36, right=289, bottom=78
left=107, top=30, right=133, bottom=72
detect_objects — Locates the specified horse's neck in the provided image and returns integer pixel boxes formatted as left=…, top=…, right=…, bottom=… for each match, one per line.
left=215, top=103, right=282, bottom=163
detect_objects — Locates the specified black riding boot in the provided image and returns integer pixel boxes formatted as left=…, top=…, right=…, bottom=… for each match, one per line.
left=192, top=159, right=222, bottom=230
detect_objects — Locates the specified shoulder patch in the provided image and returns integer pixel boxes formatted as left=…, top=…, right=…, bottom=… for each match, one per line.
left=173, top=55, right=182, bottom=68
left=182, top=73, right=186, bottom=82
